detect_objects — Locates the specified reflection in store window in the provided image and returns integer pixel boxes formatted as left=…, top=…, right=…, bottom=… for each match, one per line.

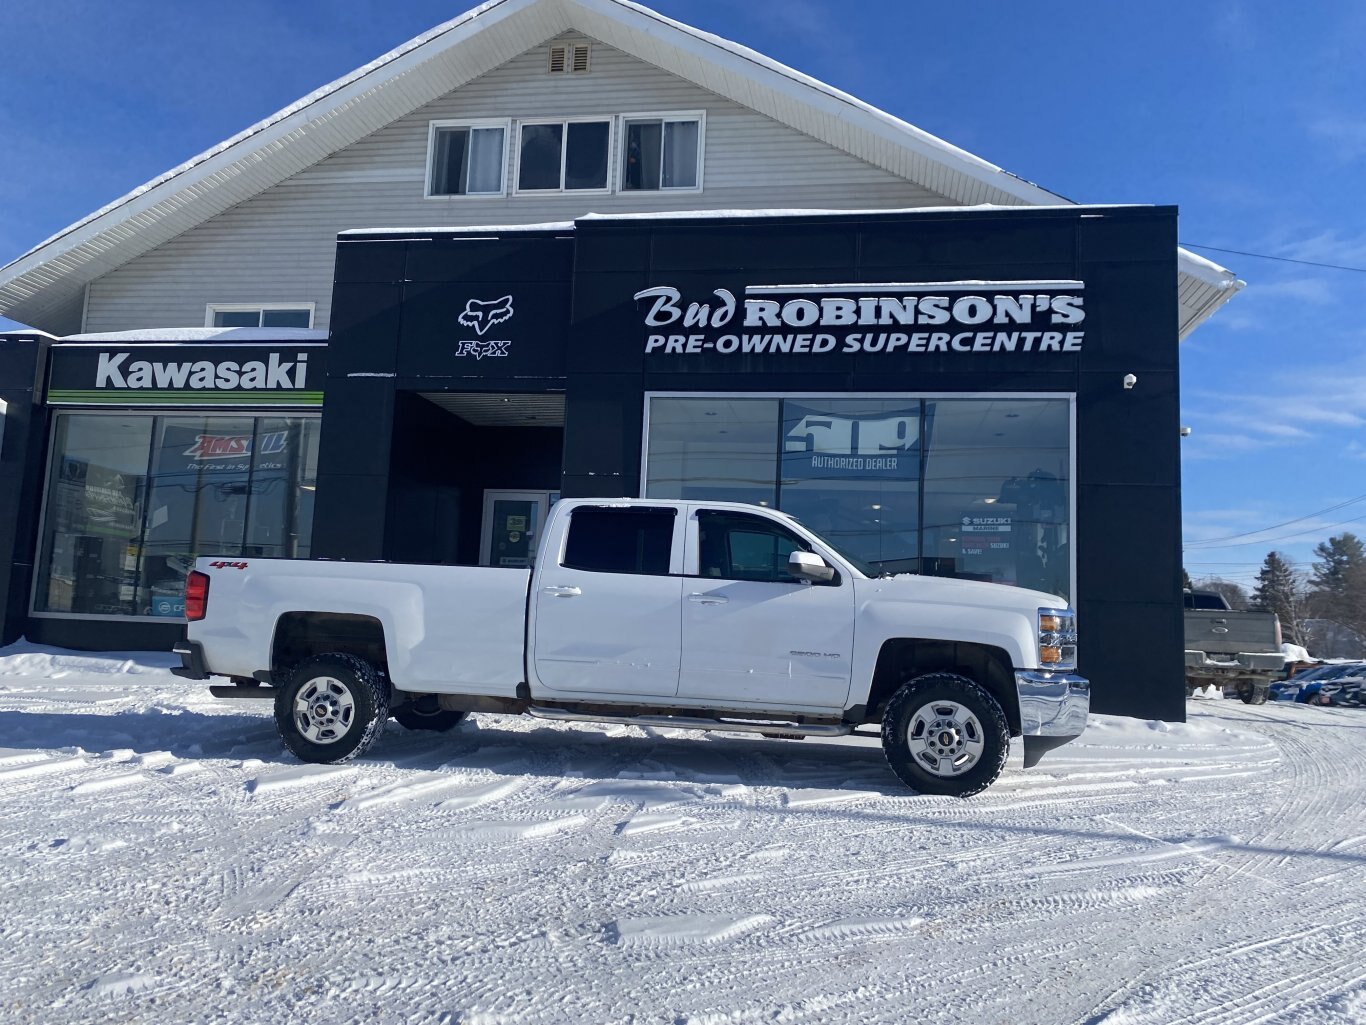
left=921, top=399, right=1070, bottom=599
left=779, top=399, right=922, bottom=575
left=645, top=395, right=1071, bottom=600
left=35, top=413, right=319, bottom=618
left=645, top=398, right=779, bottom=507
left=35, top=416, right=152, bottom=617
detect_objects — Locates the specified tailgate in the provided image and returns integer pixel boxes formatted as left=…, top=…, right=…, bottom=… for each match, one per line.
left=1183, top=609, right=1280, bottom=656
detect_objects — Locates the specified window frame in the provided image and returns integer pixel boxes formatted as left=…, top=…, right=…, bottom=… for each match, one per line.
left=424, top=117, right=511, bottom=199
left=513, top=116, right=615, bottom=195
left=29, top=409, right=322, bottom=622
left=617, top=110, right=706, bottom=193
left=204, top=303, right=316, bottom=329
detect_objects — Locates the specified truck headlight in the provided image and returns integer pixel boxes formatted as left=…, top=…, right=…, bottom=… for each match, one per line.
left=1038, top=608, right=1077, bottom=670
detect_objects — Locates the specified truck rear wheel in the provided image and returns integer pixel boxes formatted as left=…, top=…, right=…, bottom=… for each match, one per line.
left=274, top=653, right=389, bottom=764
left=1239, top=681, right=1269, bottom=705
left=880, top=673, right=1010, bottom=797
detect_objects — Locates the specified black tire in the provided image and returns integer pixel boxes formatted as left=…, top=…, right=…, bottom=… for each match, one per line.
left=274, top=653, right=390, bottom=764
left=880, top=673, right=1010, bottom=797
left=391, top=698, right=469, bottom=733
left=1240, top=683, right=1269, bottom=705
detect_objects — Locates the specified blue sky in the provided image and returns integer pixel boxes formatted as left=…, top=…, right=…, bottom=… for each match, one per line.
left=2, top=0, right=1363, bottom=588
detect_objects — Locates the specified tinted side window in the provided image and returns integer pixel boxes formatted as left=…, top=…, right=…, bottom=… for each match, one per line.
left=563, top=507, right=676, bottom=575
left=697, top=512, right=812, bottom=583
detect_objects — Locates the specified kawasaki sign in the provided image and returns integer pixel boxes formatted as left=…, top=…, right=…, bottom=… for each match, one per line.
left=46, top=344, right=326, bottom=407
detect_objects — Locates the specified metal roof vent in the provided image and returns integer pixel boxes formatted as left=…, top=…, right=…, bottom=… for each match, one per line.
left=548, top=42, right=591, bottom=73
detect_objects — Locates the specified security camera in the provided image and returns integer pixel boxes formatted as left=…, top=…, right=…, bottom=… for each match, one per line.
left=1122, top=373, right=1137, bottom=390
left=1180, top=426, right=1192, bottom=437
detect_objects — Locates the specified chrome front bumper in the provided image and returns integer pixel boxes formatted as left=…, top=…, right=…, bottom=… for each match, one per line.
left=1015, top=670, right=1090, bottom=768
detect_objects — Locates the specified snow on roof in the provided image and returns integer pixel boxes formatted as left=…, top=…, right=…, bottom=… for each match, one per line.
left=59, top=328, right=329, bottom=344
left=339, top=222, right=576, bottom=237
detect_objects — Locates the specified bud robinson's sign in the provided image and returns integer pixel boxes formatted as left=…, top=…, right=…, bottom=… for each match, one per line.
left=47, top=344, right=326, bottom=407
left=634, top=280, right=1086, bottom=357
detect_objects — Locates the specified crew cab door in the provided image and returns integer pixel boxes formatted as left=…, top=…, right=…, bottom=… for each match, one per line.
left=531, top=505, right=683, bottom=697
left=678, top=509, right=854, bottom=710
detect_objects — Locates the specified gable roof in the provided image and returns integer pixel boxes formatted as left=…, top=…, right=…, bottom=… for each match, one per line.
left=0, top=0, right=1240, bottom=337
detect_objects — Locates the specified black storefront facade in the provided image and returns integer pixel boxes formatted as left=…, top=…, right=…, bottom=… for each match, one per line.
left=1, top=205, right=1185, bottom=720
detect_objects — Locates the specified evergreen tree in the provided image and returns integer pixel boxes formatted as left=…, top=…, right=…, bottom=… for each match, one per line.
left=1309, top=533, right=1366, bottom=641
left=1252, top=551, right=1305, bottom=645
left=1182, top=567, right=1193, bottom=591
left=1311, top=533, right=1365, bottom=596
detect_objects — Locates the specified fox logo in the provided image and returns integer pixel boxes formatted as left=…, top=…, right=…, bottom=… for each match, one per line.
left=458, top=296, right=514, bottom=336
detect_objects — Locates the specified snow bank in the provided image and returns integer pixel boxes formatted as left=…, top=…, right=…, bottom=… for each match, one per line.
left=0, top=639, right=178, bottom=678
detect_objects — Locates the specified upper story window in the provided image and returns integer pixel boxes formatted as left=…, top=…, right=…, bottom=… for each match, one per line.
left=425, top=111, right=704, bottom=197
left=427, top=119, right=508, bottom=197
left=622, top=113, right=703, bottom=191
left=207, top=304, right=314, bottom=329
left=517, top=119, right=611, bottom=192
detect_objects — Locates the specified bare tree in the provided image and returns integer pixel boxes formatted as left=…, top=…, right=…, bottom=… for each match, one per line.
left=1193, top=576, right=1250, bottom=611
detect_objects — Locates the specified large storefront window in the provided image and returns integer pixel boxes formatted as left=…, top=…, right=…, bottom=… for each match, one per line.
left=645, top=396, right=1071, bottom=598
left=35, top=413, right=319, bottom=618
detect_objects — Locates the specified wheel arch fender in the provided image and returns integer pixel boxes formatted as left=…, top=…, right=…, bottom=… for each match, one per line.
left=865, top=639, right=1020, bottom=735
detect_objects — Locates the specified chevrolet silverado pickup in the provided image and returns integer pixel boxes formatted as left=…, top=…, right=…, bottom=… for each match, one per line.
left=172, top=499, right=1089, bottom=796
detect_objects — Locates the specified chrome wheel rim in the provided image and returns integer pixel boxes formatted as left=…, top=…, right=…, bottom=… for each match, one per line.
left=907, top=700, right=985, bottom=777
left=294, top=676, right=356, bottom=744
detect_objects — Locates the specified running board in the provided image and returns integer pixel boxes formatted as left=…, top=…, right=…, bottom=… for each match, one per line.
left=210, top=685, right=275, bottom=700
left=526, top=705, right=851, bottom=737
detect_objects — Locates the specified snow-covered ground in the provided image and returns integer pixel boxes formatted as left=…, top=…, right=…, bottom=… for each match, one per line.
left=2, top=642, right=1364, bottom=1025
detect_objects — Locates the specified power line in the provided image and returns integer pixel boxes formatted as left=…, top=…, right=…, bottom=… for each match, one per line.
left=1180, top=241, right=1366, bottom=274
left=1185, top=513, right=1366, bottom=552
left=1183, top=493, right=1366, bottom=548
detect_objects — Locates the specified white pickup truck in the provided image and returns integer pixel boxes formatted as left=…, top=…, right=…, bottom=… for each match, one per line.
left=172, top=499, right=1088, bottom=796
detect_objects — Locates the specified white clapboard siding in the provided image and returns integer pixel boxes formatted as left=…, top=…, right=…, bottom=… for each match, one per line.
left=85, top=39, right=950, bottom=332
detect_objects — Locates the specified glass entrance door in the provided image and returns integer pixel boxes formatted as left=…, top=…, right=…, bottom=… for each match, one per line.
left=480, top=490, right=558, bottom=567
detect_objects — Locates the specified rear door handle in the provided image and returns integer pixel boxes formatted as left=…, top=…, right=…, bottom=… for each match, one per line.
left=543, top=585, right=582, bottom=598
left=688, top=593, right=728, bottom=605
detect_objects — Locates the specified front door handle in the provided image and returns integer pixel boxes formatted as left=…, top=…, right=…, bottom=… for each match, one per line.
left=543, top=585, right=582, bottom=598
left=688, top=593, right=728, bottom=605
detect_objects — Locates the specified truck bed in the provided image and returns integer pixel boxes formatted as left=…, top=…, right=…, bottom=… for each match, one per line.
left=190, top=559, right=530, bottom=696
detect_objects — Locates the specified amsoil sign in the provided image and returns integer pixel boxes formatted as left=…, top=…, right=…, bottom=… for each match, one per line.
left=47, top=344, right=326, bottom=406
left=635, top=281, right=1086, bottom=357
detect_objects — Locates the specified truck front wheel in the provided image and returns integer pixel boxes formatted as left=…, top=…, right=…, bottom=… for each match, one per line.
left=274, top=653, right=390, bottom=764
left=880, top=673, right=1010, bottom=797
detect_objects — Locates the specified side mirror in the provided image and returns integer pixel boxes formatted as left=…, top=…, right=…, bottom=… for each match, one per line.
left=788, top=550, right=835, bottom=583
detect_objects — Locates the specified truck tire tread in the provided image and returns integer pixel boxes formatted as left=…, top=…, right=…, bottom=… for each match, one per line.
left=274, top=652, right=390, bottom=764
left=880, top=672, right=1010, bottom=797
